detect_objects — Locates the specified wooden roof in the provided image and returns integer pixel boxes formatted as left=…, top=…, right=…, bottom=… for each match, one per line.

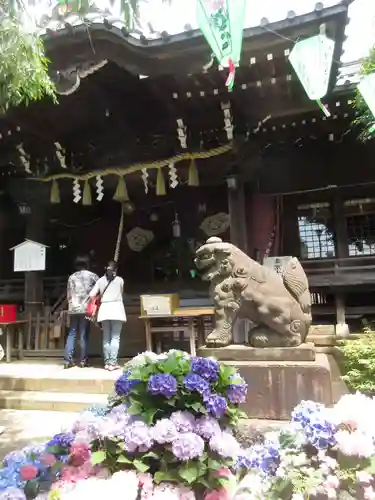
left=0, top=3, right=350, bottom=183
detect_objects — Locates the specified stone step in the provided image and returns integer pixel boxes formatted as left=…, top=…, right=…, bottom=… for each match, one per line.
left=0, top=390, right=108, bottom=412
left=0, top=364, right=118, bottom=394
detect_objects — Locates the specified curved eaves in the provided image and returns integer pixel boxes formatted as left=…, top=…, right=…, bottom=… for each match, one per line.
left=42, top=2, right=350, bottom=77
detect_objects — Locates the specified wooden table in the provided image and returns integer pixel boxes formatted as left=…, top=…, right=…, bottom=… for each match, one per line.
left=0, top=320, right=28, bottom=362
left=140, top=307, right=214, bottom=356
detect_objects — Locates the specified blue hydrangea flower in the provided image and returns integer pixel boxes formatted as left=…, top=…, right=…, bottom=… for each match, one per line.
left=0, top=487, right=26, bottom=500
left=183, top=373, right=210, bottom=396
left=291, top=400, right=336, bottom=450
left=191, top=357, right=219, bottom=383
left=84, top=404, right=109, bottom=417
left=46, top=432, right=74, bottom=450
left=115, top=371, right=140, bottom=396
left=147, top=373, right=177, bottom=399
left=236, top=441, right=280, bottom=476
left=204, top=394, right=227, bottom=418
left=2, top=451, right=27, bottom=468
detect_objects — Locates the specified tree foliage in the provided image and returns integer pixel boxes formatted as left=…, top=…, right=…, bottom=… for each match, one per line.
left=353, top=46, right=375, bottom=142
left=0, top=15, right=56, bottom=112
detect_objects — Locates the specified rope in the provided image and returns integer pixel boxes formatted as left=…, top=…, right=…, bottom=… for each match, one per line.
left=113, top=202, right=125, bottom=263
left=29, top=144, right=232, bottom=182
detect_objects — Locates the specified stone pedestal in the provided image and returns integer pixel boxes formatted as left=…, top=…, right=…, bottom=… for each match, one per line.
left=198, top=344, right=336, bottom=420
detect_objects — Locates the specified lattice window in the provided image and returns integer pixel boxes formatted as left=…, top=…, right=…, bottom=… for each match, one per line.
left=344, top=198, right=375, bottom=256
left=297, top=203, right=335, bottom=259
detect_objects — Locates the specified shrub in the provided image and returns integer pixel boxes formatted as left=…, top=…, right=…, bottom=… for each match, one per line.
left=337, top=322, right=375, bottom=395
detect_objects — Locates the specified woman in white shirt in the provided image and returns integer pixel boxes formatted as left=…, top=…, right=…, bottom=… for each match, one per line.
left=89, top=261, right=126, bottom=371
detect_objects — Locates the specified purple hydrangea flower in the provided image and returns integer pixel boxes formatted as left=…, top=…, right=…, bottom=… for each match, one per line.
left=209, top=431, right=241, bottom=458
left=109, top=403, right=129, bottom=421
left=152, top=418, right=178, bottom=444
left=171, top=432, right=205, bottom=461
left=147, top=374, right=177, bottom=399
left=124, top=421, right=154, bottom=452
left=115, top=371, right=139, bottom=396
left=170, top=411, right=196, bottom=433
left=227, top=379, right=248, bottom=404
left=204, top=394, right=227, bottom=418
left=191, top=357, right=219, bottom=383
left=195, top=416, right=221, bottom=440
left=0, top=488, right=26, bottom=500
left=183, top=373, right=210, bottom=396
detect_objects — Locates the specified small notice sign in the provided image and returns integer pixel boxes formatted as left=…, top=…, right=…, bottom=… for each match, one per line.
left=11, top=240, right=48, bottom=272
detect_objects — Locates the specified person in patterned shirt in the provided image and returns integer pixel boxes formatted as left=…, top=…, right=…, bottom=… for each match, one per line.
left=64, top=255, right=99, bottom=369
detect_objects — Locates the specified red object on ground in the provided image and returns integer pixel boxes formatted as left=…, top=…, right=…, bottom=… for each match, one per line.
left=0, top=304, right=17, bottom=323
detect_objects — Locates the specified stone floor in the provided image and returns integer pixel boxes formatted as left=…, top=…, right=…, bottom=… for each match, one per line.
left=0, top=409, right=78, bottom=459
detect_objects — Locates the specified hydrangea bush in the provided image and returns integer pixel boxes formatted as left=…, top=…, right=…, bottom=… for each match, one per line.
left=91, top=350, right=247, bottom=491
left=0, top=350, right=374, bottom=500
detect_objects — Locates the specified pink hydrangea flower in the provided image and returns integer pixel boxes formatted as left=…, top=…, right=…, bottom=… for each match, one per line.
left=20, top=464, right=38, bottom=481
left=70, top=443, right=91, bottom=467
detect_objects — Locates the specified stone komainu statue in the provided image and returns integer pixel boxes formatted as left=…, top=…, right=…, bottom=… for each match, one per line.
left=194, top=237, right=312, bottom=348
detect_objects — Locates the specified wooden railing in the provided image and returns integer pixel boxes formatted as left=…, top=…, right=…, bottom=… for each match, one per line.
left=301, top=256, right=375, bottom=287
left=0, top=276, right=67, bottom=304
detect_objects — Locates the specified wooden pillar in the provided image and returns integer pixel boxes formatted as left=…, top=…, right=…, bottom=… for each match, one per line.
left=227, top=177, right=248, bottom=253
left=227, top=177, right=248, bottom=343
left=333, top=193, right=349, bottom=337
left=24, top=204, right=45, bottom=314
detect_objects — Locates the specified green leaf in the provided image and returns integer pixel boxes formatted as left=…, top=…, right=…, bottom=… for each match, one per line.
left=366, top=455, right=375, bottom=474
left=133, top=459, right=150, bottom=472
left=128, top=401, right=143, bottom=414
left=207, top=458, right=222, bottom=470
left=46, top=445, right=60, bottom=455
left=117, top=454, right=132, bottom=464
left=179, top=462, right=199, bottom=484
left=91, top=450, right=107, bottom=465
left=142, top=451, right=159, bottom=460
left=191, top=402, right=205, bottom=412
left=144, top=408, right=158, bottom=425
left=154, top=471, right=178, bottom=484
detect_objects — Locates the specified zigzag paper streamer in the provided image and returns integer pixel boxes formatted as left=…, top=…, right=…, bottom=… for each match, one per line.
left=73, top=179, right=82, bottom=204
left=141, top=168, right=149, bottom=194
left=168, top=162, right=178, bottom=188
left=16, top=144, right=32, bottom=174
left=96, top=175, right=104, bottom=201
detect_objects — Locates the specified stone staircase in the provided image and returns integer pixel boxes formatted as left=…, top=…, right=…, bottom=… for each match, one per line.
left=0, top=362, right=118, bottom=412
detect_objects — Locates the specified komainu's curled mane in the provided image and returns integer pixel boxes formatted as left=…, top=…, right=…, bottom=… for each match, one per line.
left=194, top=237, right=311, bottom=348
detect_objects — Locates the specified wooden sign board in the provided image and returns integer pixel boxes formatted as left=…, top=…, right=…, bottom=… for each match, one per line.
left=140, top=294, right=179, bottom=317
left=10, top=239, right=48, bottom=272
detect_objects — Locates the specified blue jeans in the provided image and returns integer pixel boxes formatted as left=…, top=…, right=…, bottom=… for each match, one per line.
left=102, top=320, right=122, bottom=365
left=64, top=314, right=90, bottom=364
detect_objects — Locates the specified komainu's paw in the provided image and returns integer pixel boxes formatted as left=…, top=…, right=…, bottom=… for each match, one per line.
left=249, top=328, right=302, bottom=348
left=206, top=329, right=232, bottom=347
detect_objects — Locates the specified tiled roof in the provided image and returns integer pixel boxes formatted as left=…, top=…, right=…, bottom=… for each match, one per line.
left=28, top=0, right=374, bottom=87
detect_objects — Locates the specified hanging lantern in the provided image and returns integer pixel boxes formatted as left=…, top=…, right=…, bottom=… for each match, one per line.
left=197, top=0, right=247, bottom=89
left=358, top=73, right=375, bottom=118
left=289, top=33, right=335, bottom=117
